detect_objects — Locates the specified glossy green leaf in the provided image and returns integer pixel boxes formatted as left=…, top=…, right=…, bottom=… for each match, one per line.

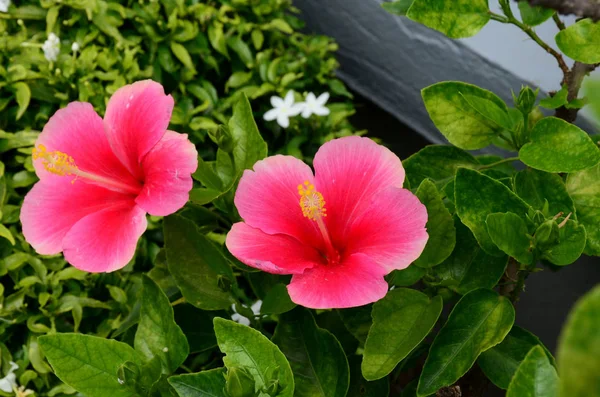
left=228, top=36, right=254, bottom=67
left=519, top=117, right=600, bottom=172
left=478, top=326, right=555, bottom=390
left=134, top=276, right=189, bottom=373
left=539, top=86, right=568, bottom=110
left=164, top=215, right=233, bottom=310
left=414, top=180, right=455, bottom=267
left=261, top=283, right=296, bottom=315
left=315, top=311, right=359, bottom=356
left=0, top=224, right=15, bottom=245
left=417, top=289, right=515, bottom=396
left=557, top=285, right=600, bottom=397
left=362, top=289, right=442, bottom=380
left=338, top=306, right=372, bottom=345
left=208, top=22, right=228, bottom=57
left=13, top=82, right=31, bottom=120
left=229, top=94, right=268, bottom=179
left=455, top=168, right=531, bottom=256
left=506, top=346, right=558, bottom=397
left=566, top=163, right=600, bottom=255
left=518, top=1, right=554, bottom=26
left=348, top=356, right=389, bottom=397
left=434, top=217, right=508, bottom=294
left=514, top=168, right=575, bottom=217
left=214, top=318, right=294, bottom=396
left=556, top=19, right=600, bottom=64
left=388, top=266, right=426, bottom=287
left=486, top=212, right=533, bottom=265
left=541, top=220, right=586, bottom=266
left=174, top=305, right=220, bottom=354
left=39, top=334, right=141, bottom=397
left=407, top=0, right=490, bottom=39
left=169, top=368, right=227, bottom=397
left=421, top=82, right=508, bottom=150
left=381, top=0, right=414, bottom=15
left=170, top=42, right=195, bottom=71
left=403, top=145, right=478, bottom=188
left=273, top=308, right=349, bottom=397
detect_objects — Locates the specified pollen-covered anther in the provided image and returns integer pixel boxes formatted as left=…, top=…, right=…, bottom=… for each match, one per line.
left=32, top=144, right=77, bottom=176
left=298, top=180, right=326, bottom=220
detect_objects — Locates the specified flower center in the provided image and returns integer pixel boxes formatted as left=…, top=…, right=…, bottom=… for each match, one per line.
left=33, top=144, right=141, bottom=195
left=298, top=181, right=340, bottom=264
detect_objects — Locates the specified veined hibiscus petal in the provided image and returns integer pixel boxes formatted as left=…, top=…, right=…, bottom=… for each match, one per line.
left=226, top=222, right=321, bottom=275
left=346, top=187, right=428, bottom=272
left=287, top=253, right=388, bottom=309
left=136, top=131, right=198, bottom=216
left=34, top=102, right=139, bottom=189
left=104, top=80, right=174, bottom=178
left=21, top=178, right=132, bottom=255
left=234, top=155, right=323, bottom=249
left=62, top=203, right=147, bottom=272
left=313, top=136, right=405, bottom=246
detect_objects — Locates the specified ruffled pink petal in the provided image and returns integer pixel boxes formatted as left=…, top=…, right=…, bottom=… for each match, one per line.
left=20, top=178, right=132, bottom=255
left=104, top=80, right=174, bottom=179
left=34, top=102, right=139, bottom=190
left=345, top=187, right=429, bottom=272
left=287, top=253, right=388, bottom=309
left=313, top=136, right=405, bottom=246
left=135, top=131, right=198, bottom=216
left=226, top=222, right=321, bottom=275
left=234, top=155, right=323, bottom=249
left=62, top=203, right=147, bottom=272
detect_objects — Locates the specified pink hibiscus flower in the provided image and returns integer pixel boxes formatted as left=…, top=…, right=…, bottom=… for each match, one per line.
left=226, top=136, right=428, bottom=309
left=20, top=80, right=198, bottom=272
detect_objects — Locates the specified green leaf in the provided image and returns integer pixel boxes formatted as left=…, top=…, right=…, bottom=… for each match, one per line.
left=169, top=368, right=227, bottom=397
left=406, top=0, right=489, bottom=38
left=251, top=30, right=264, bottom=50
left=337, top=306, right=372, bottom=345
left=514, top=168, right=575, bottom=217
left=566, top=163, right=600, bottom=255
left=413, top=180, right=456, bottom=268
left=460, top=92, right=513, bottom=130
left=174, top=305, right=220, bottom=353
left=170, top=42, right=195, bottom=71
left=272, top=308, right=349, bottom=397
left=208, top=22, right=228, bottom=57
left=541, top=220, right=586, bottom=266
left=417, top=289, right=515, bottom=396
left=404, top=145, right=479, bottom=188
left=519, top=117, right=600, bottom=172
left=518, top=1, right=555, bottom=26
left=229, top=94, right=268, bottom=179
left=388, top=266, right=426, bottom=287
left=226, top=71, right=253, bottom=90
left=134, top=276, right=189, bottom=373
left=13, top=82, right=31, bottom=120
left=228, top=36, right=254, bottom=67
left=362, top=289, right=442, bottom=380
left=421, top=82, right=508, bottom=150
left=455, top=168, right=531, bottom=256
left=381, top=0, right=414, bottom=15
left=0, top=224, right=15, bottom=245
left=478, top=326, right=555, bottom=389
left=557, top=285, right=600, bottom=397
left=261, top=283, right=296, bottom=315
left=348, top=356, right=389, bottom=397
left=164, top=215, right=233, bottom=310
left=539, top=86, right=568, bottom=109
left=486, top=212, right=533, bottom=265
left=214, top=318, right=295, bottom=396
left=556, top=19, right=600, bottom=64
left=39, top=334, right=141, bottom=397
left=506, top=346, right=558, bottom=397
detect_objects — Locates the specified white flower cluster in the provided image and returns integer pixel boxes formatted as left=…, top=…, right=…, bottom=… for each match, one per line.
left=42, top=33, right=60, bottom=62
left=0, top=361, right=33, bottom=395
left=264, top=91, right=330, bottom=128
left=230, top=300, right=262, bottom=326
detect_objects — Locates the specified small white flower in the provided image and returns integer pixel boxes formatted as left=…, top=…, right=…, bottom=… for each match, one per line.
left=42, top=33, right=61, bottom=62
left=230, top=300, right=263, bottom=326
left=0, top=361, right=18, bottom=393
left=299, top=92, right=330, bottom=118
left=71, top=41, right=80, bottom=52
left=263, top=91, right=302, bottom=128
left=0, top=0, right=10, bottom=13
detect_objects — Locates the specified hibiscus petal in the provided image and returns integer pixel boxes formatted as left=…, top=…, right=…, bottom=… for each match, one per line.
left=21, top=178, right=132, bottom=255
left=34, top=102, right=138, bottom=189
left=287, top=253, right=388, bottom=309
left=136, top=131, right=198, bottom=216
left=226, top=222, right=321, bottom=275
left=104, top=80, right=174, bottom=178
left=234, top=155, right=323, bottom=249
left=346, top=187, right=429, bottom=272
left=62, top=203, right=147, bottom=272
left=313, top=136, right=405, bottom=245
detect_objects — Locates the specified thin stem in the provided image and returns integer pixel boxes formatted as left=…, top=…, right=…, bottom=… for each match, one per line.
left=170, top=297, right=186, bottom=306
left=552, top=14, right=566, bottom=31
left=489, top=11, right=509, bottom=22
left=477, top=156, right=520, bottom=171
